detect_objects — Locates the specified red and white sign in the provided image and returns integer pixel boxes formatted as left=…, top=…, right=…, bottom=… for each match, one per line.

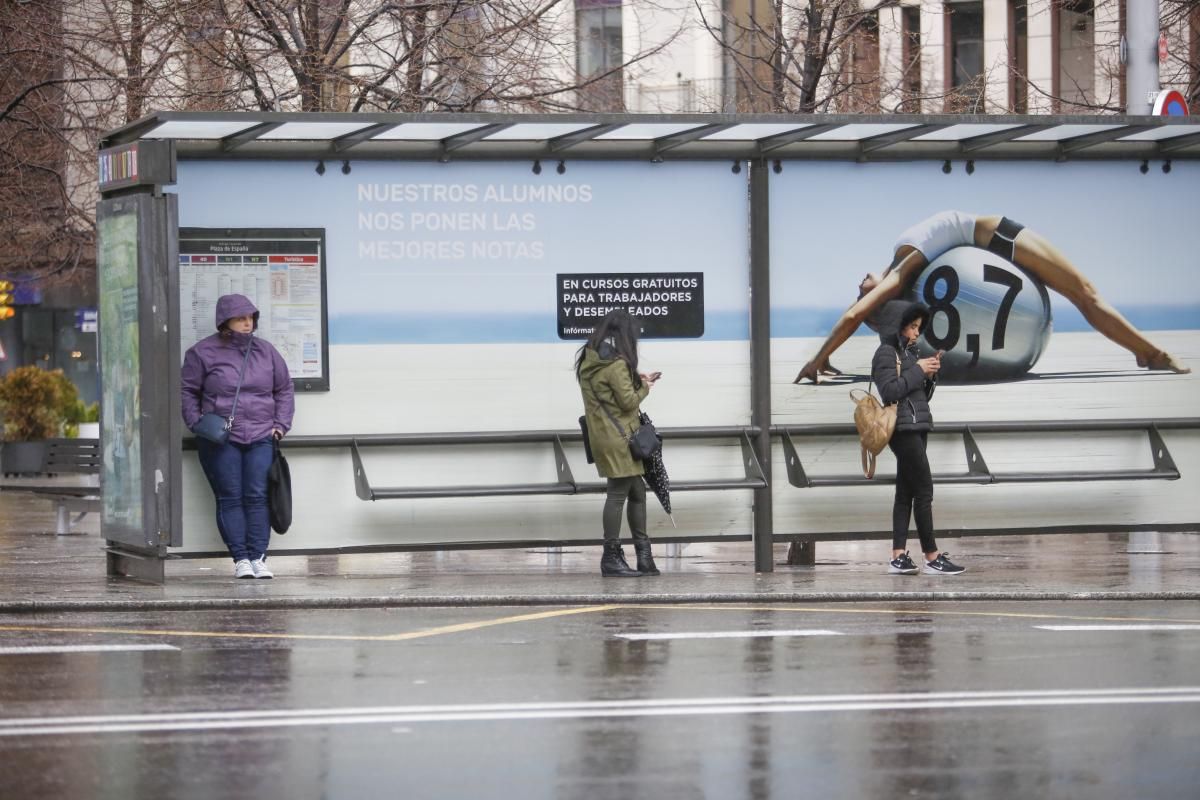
left=1152, top=89, right=1189, bottom=116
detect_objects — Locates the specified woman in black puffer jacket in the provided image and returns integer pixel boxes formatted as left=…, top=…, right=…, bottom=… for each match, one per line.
left=873, top=302, right=965, bottom=576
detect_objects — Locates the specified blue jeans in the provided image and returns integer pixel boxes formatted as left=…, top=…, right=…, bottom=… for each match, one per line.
left=196, top=437, right=274, bottom=562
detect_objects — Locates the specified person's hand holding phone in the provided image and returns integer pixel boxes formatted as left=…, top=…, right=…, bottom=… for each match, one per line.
left=641, top=371, right=662, bottom=386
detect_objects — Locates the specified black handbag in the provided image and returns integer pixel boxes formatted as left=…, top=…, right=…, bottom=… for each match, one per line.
left=192, top=343, right=253, bottom=445
left=578, top=415, right=595, bottom=464
left=627, top=411, right=662, bottom=460
left=590, top=375, right=662, bottom=461
left=267, top=437, right=292, bottom=534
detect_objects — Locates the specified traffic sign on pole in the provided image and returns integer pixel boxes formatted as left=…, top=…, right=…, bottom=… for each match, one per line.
left=1152, top=89, right=1190, bottom=116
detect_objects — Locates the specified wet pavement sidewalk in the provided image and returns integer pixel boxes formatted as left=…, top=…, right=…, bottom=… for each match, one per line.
left=1, top=492, right=1197, bottom=612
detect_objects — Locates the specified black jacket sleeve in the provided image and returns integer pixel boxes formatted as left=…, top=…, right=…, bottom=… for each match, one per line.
left=874, top=345, right=925, bottom=405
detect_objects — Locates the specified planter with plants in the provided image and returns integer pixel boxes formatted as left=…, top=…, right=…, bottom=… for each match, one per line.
left=66, top=397, right=101, bottom=439
left=0, top=366, right=78, bottom=476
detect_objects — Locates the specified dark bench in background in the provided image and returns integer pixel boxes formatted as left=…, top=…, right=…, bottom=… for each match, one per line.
left=0, top=438, right=101, bottom=535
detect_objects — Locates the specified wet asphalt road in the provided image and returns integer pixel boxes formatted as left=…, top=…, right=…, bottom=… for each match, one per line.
left=1, top=601, right=1198, bottom=799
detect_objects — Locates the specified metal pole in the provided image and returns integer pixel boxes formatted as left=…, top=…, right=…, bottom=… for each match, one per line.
left=1126, top=0, right=1160, bottom=114
left=749, top=159, right=773, bottom=572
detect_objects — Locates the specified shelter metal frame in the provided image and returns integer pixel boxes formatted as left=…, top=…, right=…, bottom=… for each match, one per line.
left=101, top=111, right=1200, bottom=576
left=103, top=111, right=1200, bottom=163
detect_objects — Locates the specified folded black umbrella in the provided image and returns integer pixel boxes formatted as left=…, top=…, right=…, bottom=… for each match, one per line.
left=267, top=438, right=292, bottom=534
left=639, top=414, right=675, bottom=528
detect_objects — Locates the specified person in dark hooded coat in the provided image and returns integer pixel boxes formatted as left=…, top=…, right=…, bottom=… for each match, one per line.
left=181, top=294, right=294, bottom=579
left=873, top=301, right=965, bottom=576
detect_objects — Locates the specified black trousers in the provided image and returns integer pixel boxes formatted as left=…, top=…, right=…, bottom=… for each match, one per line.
left=887, top=431, right=938, bottom=554
left=603, top=476, right=648, bottom=542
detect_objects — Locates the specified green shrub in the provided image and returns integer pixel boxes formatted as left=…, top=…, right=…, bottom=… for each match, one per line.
left=0, top=366, right=65, bottom=441
left=0, top=367, right=90, bottom=440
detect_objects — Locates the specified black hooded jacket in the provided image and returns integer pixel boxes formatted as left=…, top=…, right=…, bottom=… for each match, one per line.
left=872, top=302, right=936, bottom=433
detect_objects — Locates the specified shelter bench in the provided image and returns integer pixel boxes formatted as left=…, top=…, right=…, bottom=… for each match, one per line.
left=0, top=438, right=101, bottom=535
left=341, top=427, right=768, bottom=501
left=175, top=427, right=766, bottom=559
left=775, top=418, right=1197, bottom=564
left=776, top=418, right=1192, bottom=488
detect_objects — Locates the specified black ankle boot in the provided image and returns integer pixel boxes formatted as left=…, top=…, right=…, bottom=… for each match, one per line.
left=600, top=541, right=641, bottom=577
left=633, top=540, right=659, bottom=575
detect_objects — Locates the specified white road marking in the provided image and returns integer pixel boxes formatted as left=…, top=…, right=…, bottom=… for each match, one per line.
left=616, top=630, right=843, bottom=641
left=2, top=687, right=1197, bottom=737
left=0, top=644, right=180, bottom=655
left=1035, top=625, right=1200, bottom=632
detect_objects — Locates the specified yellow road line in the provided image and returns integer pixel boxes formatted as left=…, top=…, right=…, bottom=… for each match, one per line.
left=380, top=605, right=619, bottom=641
left=0, top=606, right=618, bottom=645
left=621, top=604, right=1200, bottom=625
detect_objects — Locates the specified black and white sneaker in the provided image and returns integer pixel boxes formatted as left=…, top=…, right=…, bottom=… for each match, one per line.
left=889, top=552, right=919, bottom=575
left=924, top=553, right=966, bottom=575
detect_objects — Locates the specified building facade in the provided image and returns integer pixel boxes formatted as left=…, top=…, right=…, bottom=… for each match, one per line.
left=600, top=0, right=1200, bottom=114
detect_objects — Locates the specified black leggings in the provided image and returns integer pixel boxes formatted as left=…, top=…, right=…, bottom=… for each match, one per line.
left=887, top=431, right=937, bottom=554
left=603, top=476, right=647, bottom=542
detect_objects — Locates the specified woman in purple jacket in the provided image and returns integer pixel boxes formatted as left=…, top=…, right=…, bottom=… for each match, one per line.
left=181, top=294, right=294, bottom=579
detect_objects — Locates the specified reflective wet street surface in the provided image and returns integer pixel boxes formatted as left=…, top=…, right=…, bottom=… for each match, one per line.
left=2, top=601, right=1198, bottom=799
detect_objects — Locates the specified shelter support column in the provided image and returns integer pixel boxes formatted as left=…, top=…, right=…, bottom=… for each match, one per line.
left=749, top=159, right=773, bottom=572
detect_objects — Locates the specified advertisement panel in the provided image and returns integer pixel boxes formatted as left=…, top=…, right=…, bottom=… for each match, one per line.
left=177, top=161, right=748, bottom=347
left=770, top=160, right=1200, bottom=535
left=97, top=205, right=143, bottom=534
left=173, top=160, right=752, bottom=551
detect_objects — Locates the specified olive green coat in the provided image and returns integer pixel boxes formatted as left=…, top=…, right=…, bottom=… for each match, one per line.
left=578, top=347, right=650, bottom=478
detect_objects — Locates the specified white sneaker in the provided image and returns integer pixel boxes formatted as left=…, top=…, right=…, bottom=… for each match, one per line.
left=250, top=558, right=273, bottom=579
left=234, top=559, right=255, bottom=579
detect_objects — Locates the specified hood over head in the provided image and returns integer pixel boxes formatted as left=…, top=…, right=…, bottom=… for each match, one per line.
left=215, top=294, right=259, bottom=331
left=894, top=301, right=931, bottom=347
left=898, top=301, right=931, bottom=333
left=577, top=342, right=623, bottom=382
left=870, top=299, right=909, bottom=343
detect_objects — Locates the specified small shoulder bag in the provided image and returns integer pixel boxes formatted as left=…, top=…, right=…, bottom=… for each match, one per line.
left=850, top=349, right=900, bottom=479
left=193, top=342, right=253, bottom=445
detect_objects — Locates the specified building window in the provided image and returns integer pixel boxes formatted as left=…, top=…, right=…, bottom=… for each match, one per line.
left=901, top=6, right=922, bottom=112
left=946, top=1, right=985, bottom=112
left=843, top=11, right=880, bottom=111
left=1056, top=0, right=1095, bottom=108
left=1009, top=0, right=1028, bottom=112
left=576, top=0, right=624, bottom=110
left=720, top=0, right=775, bottom=112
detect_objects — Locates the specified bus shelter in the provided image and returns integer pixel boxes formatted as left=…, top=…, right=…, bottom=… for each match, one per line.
left=96, top=112, right=1200, bottom=582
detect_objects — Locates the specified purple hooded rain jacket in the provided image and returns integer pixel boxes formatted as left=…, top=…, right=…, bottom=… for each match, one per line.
left=181, top=294, right=295, bottom=445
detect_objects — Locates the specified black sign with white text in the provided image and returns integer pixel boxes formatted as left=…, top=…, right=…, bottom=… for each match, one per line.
left=557, top=272, right=704, bottom=339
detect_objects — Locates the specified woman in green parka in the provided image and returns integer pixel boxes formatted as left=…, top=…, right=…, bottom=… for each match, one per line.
left=576, top=310, right=661, bottom=577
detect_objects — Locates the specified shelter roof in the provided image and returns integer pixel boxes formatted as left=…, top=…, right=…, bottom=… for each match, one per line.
left=102, top=112, right=1200, bottom=162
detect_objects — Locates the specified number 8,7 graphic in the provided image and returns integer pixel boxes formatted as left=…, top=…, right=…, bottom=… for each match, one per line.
left=921, top=263, right=1023, bottom=367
